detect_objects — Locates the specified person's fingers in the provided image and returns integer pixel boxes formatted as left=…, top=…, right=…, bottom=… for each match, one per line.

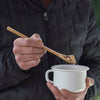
left=60, top=89, right=70, bottom=95
left=13, top=46, right=46, bottom=54
left=86, top=77, right=94, bottom=90
left=61, top=78, right=94, bottom=97
left=18, top=59, right=41, bottom=70
left=79, top=77, right=94, bottom=96
left=31, top=34, right=47, bottom=53
left=14, top=38, right=43, bottom=47
left=15, top=53, right=44, bottom=62
left=47, top=82, right=63, bottom=100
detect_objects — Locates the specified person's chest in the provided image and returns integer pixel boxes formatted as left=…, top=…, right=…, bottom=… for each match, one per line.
left=1, top=0, right=89, bottom=64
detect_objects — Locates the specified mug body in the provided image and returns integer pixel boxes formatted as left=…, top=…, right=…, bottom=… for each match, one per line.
left=52, top=64, right=89, bottom=93
left=45, top=64, right=89, bottom=93
left=53, top=70, right=87, bottom=93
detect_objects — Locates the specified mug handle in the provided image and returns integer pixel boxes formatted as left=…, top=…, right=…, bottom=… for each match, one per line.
left=45, top=70, right=54, bottom=84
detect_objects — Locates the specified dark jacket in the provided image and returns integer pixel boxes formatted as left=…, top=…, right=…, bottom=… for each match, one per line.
left=0, top=0, right=100, bottom=100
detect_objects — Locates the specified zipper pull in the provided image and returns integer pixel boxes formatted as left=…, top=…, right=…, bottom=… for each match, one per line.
left=43, top=12, right=48, bottom=21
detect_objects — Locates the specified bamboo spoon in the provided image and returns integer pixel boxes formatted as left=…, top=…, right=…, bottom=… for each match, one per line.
left=7, top=26, right=76, bottom=64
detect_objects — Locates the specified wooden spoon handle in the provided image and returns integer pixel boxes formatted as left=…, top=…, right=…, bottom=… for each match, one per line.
left=7, top=26, right=62, bottom=57
left=7, top=26, right=76, bottom=64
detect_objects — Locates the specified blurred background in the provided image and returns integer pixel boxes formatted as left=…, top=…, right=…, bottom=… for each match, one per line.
left=92, top=0, right=100, bottom=28
left=92, top=0, right=100, bottom=100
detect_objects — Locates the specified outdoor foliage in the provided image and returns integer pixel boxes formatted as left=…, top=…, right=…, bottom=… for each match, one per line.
left=93, top=92, right=100, bottom=100
left=92, top=0, right=100, bottom=28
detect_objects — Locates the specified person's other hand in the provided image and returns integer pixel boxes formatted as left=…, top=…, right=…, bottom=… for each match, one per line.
left=47, top=77, right=94, bottom=100
left=13, top=34, right=46, bottom=70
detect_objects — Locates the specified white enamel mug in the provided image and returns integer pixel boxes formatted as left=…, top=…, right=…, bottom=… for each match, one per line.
left=45, top=64, right=89, bottom=93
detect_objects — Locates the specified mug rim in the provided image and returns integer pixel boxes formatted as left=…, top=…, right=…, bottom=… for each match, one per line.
left=51, top=64, right=89, bottom=72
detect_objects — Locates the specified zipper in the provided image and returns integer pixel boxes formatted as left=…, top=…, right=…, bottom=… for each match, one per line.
left=43, top=10, right=55, bottom=100
left=43, top=11, right=49, bottom=45
left=43, top=11, right=50, bottom=68
left=43, top=12, right=48, bottom=21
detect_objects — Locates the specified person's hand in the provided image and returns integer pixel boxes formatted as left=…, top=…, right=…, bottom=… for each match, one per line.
left=13, top=34, right=46, bottom=70
left=47, top=77, right=94, bottom=100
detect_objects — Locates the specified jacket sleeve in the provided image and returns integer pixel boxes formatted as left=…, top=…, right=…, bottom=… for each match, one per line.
left=0, top=40, right=32, bottom=91
left=0, top=1, right=33, bottom=91
left=79, top=2, right=100, bottom=100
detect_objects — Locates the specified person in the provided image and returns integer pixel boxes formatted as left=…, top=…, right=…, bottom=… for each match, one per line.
left=0, top=0, right=99, bottom=100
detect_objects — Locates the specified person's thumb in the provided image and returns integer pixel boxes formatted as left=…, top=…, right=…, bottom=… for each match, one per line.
left=31, top=33, right=42, bottom=40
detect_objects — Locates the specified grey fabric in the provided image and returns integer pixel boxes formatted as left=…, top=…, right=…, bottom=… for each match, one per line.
left=0, top=0, right=100, bottom=100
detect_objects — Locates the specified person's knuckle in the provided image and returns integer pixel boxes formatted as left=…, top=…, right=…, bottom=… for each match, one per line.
left=29, top=62, right=36, bottom=68
left=37, top=54, right=42, bottom=59
left=24, top=38, right=30, bottom=45
left=13, top=47, right=16, bottom=54
left=18, top=62, right=26, bottom=69
left=30, top=47, right=36, bottom=53
left=31, top=47, right=37, bottom=53
left=13, top=39, right=18, bottom=45
left=31, top=54, right=37, bottom=60
left=19, top=62, right=24, bottom=67
left=38, top=49, right=42, bottom=53
left=15, top=55, right=21, bottom=62
left=33, top=59, right=40, bottom=66
left=35, top=48, right=42, bottom=53
left=13, top=40, right=17, bottom=45
left=14, top=38, right=22, bottom=45
left=38, top=59, right=41, bottom=63
left=35, top=60, right=40, bottom=66
left=53, top=88, right=58, bottom=93
left=35, top=54, right=39, bottom=59
left=13, top=46, right=19, bottom=54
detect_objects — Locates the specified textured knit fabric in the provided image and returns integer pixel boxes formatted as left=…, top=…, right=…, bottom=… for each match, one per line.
left=0, top=0, right=100, bottom=100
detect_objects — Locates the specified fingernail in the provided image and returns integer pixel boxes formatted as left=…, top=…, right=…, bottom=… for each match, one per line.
left=89, top=78, right=94, bottom=86
left=90, top=83, right=94, bottom=86
left=34, top=34, right=42, bottom=40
